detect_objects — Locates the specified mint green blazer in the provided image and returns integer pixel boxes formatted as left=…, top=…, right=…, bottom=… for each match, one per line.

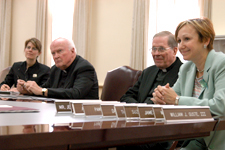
left=173, top=50, right=225, bottom=150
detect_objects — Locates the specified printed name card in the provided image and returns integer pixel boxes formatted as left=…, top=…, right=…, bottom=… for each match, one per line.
left=138, top=105, right=155, bottom=120
left=55, top=101, right=72, bottom=113
left=162, top=106, right=213, bottom=123
left=71, top=100, right=102, bottom=115
left=83, top=103, right=102, bottom=116
left=152, top=105, right=164, bottom=120
left=124, top=104, right=140, bottom=119
left=72, top=103, right=84, bottom=114
left=101, top=101, right=121, bottom=117
left=114, top=104, right=126, bottom=119
left=101, top=104, right=116, bottom=117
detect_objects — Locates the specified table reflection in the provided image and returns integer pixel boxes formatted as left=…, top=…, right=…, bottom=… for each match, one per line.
left=0, top=124, right=50, bottom=136
left=53, top=120, right=162, bottom=131
left=23, top=125, right=36, bottom=133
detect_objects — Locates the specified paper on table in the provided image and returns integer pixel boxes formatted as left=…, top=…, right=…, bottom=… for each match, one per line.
left=0, top=105, right=39, bottom=113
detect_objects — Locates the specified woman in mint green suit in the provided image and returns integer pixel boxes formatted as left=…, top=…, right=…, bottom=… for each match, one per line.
left=152, top=17, right=225, bottom=150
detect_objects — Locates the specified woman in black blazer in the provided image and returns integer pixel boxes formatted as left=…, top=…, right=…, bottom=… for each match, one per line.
left=0, top=38, right=50, bottom=91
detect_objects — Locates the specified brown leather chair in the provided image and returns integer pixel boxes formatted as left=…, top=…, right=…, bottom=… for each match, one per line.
left=101, top=66, right=142, bottom=101
left=0, top=66, right=11, bottom=83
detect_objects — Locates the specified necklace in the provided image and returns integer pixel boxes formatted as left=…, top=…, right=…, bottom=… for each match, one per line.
left=197, top=68, right=204, bottom=73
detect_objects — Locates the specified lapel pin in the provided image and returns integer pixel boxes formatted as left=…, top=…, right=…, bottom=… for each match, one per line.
left=33, top=74, right=37, bottom=78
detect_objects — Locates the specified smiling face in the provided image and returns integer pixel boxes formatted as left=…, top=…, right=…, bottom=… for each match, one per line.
left=177, top=24, right=208, bottom=62
left=24, top=42, right=41, bottom=60
left=151, top=36, right=177, bottom=69
left=50, top=38, right=76, bottom=70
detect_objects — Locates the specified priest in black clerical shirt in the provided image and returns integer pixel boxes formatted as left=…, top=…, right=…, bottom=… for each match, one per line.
left=121, top=31, right=182, bottom=105
left=119, top=31, right=183, bottom=150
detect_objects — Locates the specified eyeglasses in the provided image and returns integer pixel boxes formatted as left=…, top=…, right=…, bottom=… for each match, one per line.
left=151, top=46, right=171, bottom=53
left=26, top=46, right=37, bottom=51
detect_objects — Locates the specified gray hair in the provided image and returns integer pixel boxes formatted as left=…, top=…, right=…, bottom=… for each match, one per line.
left=153, top=31, right=178, bottom=48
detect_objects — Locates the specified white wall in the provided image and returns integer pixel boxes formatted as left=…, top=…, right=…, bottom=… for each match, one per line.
left=212, top=0, right=225, bottom=35
left=90, top=0, right=133, bottom=86
left=11, top=0, right=37, bottom=63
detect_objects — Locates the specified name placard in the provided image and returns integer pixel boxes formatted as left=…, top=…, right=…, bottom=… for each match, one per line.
left=55, top=101, right=72, bottom=113
left=72, top=103, right=84, bottom=114
left=101, top=105, right=116, bottom=117
left=124, top=105, right=139, bottom=119
left=138, top=105, right=155, bottom=120
left=163, top=106, right=213, bottom=122
left=70, top=100, right=102, bottom=115
left=115, top=105, right=126, bottom=118
left=152, top=106, right=164, bottom=120
left=83, top=104, right=102, bottom=116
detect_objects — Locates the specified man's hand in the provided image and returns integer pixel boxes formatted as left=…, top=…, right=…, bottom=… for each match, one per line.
left=25, top=81, right=43, bottom=96
left=17, top=79, right=33, bottom=95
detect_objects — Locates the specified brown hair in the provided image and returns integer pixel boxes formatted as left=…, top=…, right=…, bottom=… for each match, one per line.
left=25, top=38, right=42, bottom=53
left=175, top=17, right=215, bottom=50
left=153, top=31, right=178, bottom=48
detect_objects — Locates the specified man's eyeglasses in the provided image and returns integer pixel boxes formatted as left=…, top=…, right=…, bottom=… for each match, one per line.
left=26, top=46, right=37, bottom=51
left=151, top=47, right=171, bottom=53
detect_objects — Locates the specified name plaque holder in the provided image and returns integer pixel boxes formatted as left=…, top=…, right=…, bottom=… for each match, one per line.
left=162, top=106, right=213, bottom=123
left=138, top=105, right=155, bottom=120
left=124, top=104, right=140, bottom=120
left=100, top=101, right=121, bottom=117
left=70, top=100, right=102, bottom=115
left=115, top=104, right=126, bottom=119
left=55, top=101, right=72, bottom=113
left=101, top=104, right=117, bottom=117
left=72, top=103, right=84, bottom=115
left=152, top=105, right=165, bottom=121
left=83, top=103, right=103, bottom=117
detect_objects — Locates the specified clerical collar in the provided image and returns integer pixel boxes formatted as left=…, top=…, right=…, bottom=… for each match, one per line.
left=62, top=70, right=67, bottom=74
left=160, top=57, right=178, bottom=72
left=161, top=69, right=167, bottom=72
left=62, top=57, right=77, bottom=74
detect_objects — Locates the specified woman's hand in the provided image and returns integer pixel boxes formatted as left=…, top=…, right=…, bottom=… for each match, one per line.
left=0, top=84, right=10, bottom=91
left=17, top=79, right=33, bottom=95
left=151, top=83, right=178, bottom=105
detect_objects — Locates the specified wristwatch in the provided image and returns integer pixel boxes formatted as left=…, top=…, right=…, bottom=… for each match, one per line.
left=42, top=88, right=47, bottom=96
left=175, top=96, right=180, bottom=105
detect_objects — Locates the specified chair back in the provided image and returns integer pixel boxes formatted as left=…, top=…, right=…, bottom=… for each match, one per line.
left=0, top=66, right=11, bottom=83
left=101, top=66, right=142, bottom=101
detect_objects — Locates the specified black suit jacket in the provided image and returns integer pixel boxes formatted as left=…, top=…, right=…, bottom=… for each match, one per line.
left=0, top=61, right=50, bottom=88
left=42, top=55, right=99, bottom=99
left=120, top=57, right=182, bottom=104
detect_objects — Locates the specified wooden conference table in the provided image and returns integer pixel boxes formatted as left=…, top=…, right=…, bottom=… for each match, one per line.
left=0, top=96, right=224, bottom=150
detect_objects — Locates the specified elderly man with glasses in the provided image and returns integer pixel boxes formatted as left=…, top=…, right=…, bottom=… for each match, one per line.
left=119, top=31, right=183, bottom=149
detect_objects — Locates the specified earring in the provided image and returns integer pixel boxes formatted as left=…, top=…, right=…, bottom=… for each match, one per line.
left=204, top=45, right=207, bottom=49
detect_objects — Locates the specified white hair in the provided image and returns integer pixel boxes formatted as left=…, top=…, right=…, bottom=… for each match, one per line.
left=52, top=37, right=77, bottom=53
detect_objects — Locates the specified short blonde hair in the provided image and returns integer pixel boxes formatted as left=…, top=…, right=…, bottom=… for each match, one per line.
left=175, top=17, right=215, bottom=50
